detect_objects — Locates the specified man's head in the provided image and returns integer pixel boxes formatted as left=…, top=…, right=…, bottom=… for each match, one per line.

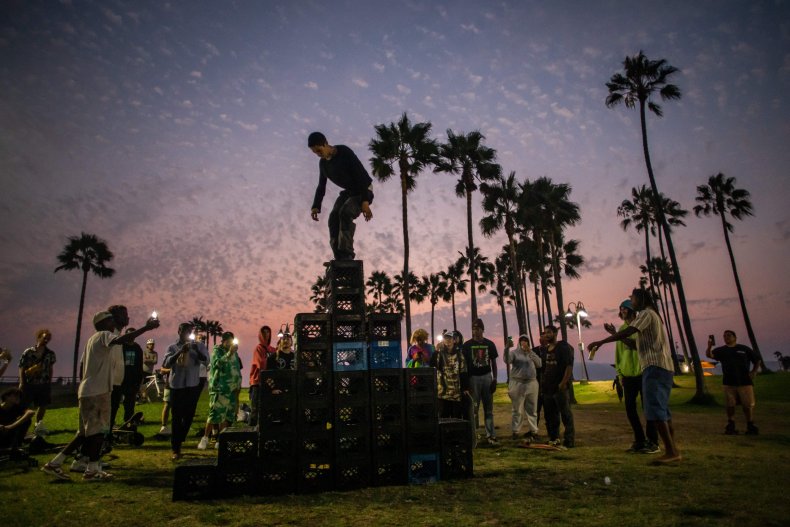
left=439, top=330, right=458, bottom=351
left=471, top=318, right=485, bottom=340
left=35, top=328, right=52, bottom=347
left=630, top=288, right=655, bottom=312
left=178, top=322, right=194, bottom=341
left=146, top=338, right=155, bottom=350
left=107, top=304, right=129, bottom=329
left=260, top=326, right=272, bottom=346
left=518, top=334, right=530, bottom=351
left=308, top=132, right=333, bottom=159
left=543, top=325, right=558, bottom=345
left=92, top=311, right=115, bottom=332
left=723, top=330, right=737, bottom=346
left=619, top=299, right=635, bottom=321
left=221, top=331, right=235, bottom=347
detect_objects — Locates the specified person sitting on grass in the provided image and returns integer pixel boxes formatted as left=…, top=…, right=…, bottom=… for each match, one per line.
left=198, top=332, right=242, bottom=450
left=0, top=388, right=35, bottom=450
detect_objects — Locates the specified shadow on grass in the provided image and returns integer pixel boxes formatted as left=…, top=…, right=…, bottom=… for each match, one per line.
left=680, top=506, right=728, bottom=518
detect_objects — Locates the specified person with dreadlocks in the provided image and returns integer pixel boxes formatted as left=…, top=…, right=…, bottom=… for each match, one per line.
left=430, top=330, right=469, bottom=419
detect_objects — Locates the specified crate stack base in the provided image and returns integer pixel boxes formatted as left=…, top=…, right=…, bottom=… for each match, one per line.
left=259, top=371, right=299, bottom=495
left=173, top=459, right=218, bottom=501
left=371, top=368, right=407, bottom=486
left=405, top=368, right=439, bottom=462
left=439, top=418, right=474, bottom=479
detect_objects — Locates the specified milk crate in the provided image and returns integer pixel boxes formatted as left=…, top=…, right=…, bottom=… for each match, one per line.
left=218, top=426, right=257, bottom=464
left=298, top=405, right=334, bottom=434
left=439, top=418, right=474, bottom=480
left=335, top=454, right=371, bottom=490
left=299, top=370, right=334, bottom=407
left=298, top=430, right=334, bottom=458
left=217, top=460, right=260, bottom=497
left=296, top=343, right=332, bottom=373
left=326, top=260, right=365, bottom=291
left=258, top=404, right=298, bottom=437
left=372, top=401, right=405, bottom=428
left=335, top=402, right=371, bottom=432
left=259, top=459, right=296, bottom=495
left=259, top=370, right=297, bottom=407
left=370, top=369, right=404, bottom=403
left=369, top=340, right=402, bottom=369
left=367, top=313, right=402, bottom=341
left=332, top=341, right=368, bottom=371
left=332, top=315, right=367, bottom=342
left=335, top=427, right=371, bottom=457
left=334, top=371, right=370, bottom=403
left=372, top=425, right=407, bottom=459
left=408, top=453, right=440, bottom=485
left=406, top=425, right=440, bottom=455
left=259, top=435, right=297, bottom=461
left=328, top=288, right=366, bottom=316
left=405, top=368, right=438, bottom=401
left=294, top=313, right=331, bottom=345
left=297, top=459, right=334, bottom=494
left=372, top=456, right=408, bottom=487
left=172, top=459, right=217, bottom=501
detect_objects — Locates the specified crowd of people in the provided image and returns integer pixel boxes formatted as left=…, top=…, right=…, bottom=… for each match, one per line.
left=0, top=285, right=766, bottom=481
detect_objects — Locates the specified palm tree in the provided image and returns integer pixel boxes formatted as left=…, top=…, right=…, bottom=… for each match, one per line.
left=424, top=273, right=450, bottom=344
left=606, top=50, right=708, bottom=402
left=435, top=130, right=500, bottom=325
left=190, top=316, right=208, bottom=342
left=694, top=173, right=762, bottom=364
left=640, top=259, right=682, bottom=374
left=366, top=271, right=393, bottom=313
left=441, top=258, right=469, bottom=331
left=391, top=271, right=427, bottom=316
left=369, top=113, right=438, bottom=340
left=483, top=253, right=513, bottom=353
left=618, top=185, right=657, bottom=290
left=206, top=320, right=224, bottom=346
left=55, top=232, right=115, bottom=384
left=310, top=275, right=329, bottom=313
left=480, top=171, right=526, bottom=334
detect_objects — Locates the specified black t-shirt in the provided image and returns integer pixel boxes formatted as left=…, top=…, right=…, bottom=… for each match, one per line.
left=265, top=351, right=295, bottom=371
left=0, top=403, right=23, bottom=426
left=122, top=342, right=144, bottom=386
left=462, top=338, right=498, bottom=377
left=540, top=341, right=574, bottom=393
left=311, top=145, right=374, bottom=211
left=712, top=344, right=759, bottom=386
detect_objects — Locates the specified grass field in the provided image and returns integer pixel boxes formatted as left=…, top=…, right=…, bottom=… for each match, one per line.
left=3, top=373, right=790, bottom=527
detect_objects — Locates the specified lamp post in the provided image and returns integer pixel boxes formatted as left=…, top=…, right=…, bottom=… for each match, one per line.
left=564, top=301, right=590, bottom=383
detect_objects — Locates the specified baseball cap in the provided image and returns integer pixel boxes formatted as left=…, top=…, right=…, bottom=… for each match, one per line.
left=93, top=311, right=114, bottom=326
left=146, top=338, right=155, bottom=344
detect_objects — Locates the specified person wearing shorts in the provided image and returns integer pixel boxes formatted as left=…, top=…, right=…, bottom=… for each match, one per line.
left=18, top=329, right=57, bottom=435
left=589, top=288, right=681, bottom=464
left=706, top=330, right=760, bottom=435
left=197, top=332, right=241, bottom=450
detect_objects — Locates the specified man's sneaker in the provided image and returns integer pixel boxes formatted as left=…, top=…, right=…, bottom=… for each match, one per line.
left=640, top=442, right=661, bottom=454
left=487, top=437, right=499, bottom=446
left=197, top=436, right=209, bottom=450
left=745, top=422, right=759, bottom=435
left=626, top=441, right=644, bottom=453
left=70, top=458, right=109, bottom=472
left=159, top=425, right=171, bottom=436
left=547, top=438, right=561, bottom=447
left=41, top=462, right=70, bottom=480
left=83, top=470, right=114, bottom=482
left=725, top=421, right=738, bottom=435
left=34, top=421, right=48, bottom=436
left=563, top=439, right=575, bottom=449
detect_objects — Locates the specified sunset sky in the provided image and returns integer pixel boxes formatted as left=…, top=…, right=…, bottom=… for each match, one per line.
left=1, top=0, right=788, bottom=383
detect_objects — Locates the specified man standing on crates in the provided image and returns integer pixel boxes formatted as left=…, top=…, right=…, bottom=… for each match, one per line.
left=308, top=132, right=374, bottom=261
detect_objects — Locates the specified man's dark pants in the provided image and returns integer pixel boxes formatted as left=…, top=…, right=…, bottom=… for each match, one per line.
left=170, top=385, right=202, bottom=454
left=622, top=374, right=657, bottom=445
left=543, top=388, right=575, bottom=442
left=328, top=192, right=363, bottom=260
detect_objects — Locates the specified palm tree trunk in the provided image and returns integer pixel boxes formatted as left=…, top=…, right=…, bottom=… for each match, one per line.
left=71, top=268, right=90, bottom=388
left=639, top=100, right=708, bottom=402
left=656, top=287, right=681, bottom=374
left=507, top=234, right=525, bottom=334
left=644, top=226, right=656, bottom=294
left=451, top=293, right=458, bottom=332
left=465, top=188, right=478, bottom=324
left=430, top=302, right=436, bottom=346
left=721, top=216, right=764, bottom=367
left=401, top=179, right=412, bottom=341
left=499, top=296, right=510, bottom=382
left=658, top=229, right=691, bottom=365
left=523, top=273, right=534, bottom=345
left=550, top=239, right=568, bottom=342
left=534, top=280, right=543, bottom=331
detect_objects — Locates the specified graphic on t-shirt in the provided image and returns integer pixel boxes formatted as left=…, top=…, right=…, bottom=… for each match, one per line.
left=470, top=345, right=489, bottom=369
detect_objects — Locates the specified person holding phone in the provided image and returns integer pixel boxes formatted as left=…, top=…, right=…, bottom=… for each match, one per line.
left=706, top=330, right=760, bottom=435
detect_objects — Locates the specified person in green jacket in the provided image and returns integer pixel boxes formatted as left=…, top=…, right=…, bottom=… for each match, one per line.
left=604, top=299, right=659, bottom=454
left=197, top=332, right=241, bottom=450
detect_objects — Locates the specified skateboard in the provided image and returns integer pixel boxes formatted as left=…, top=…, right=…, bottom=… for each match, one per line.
left=112, top=411, right=145, bottom=446
left=517, top=441, right=566, bottom=451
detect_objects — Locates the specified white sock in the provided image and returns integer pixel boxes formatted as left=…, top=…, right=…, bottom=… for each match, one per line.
left=51, top=453, right=66, bottom=466
left=87, top=461, right=99, bottom=473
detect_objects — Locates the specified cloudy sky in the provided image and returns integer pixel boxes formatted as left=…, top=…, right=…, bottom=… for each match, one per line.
left=1, top=0, right=788, bottom=382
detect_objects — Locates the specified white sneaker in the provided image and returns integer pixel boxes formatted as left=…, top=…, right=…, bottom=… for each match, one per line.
left=71, top=457, right=109, bottom=472
left=158, top=425, right=171, bottom=436
left=34, top=422, right=48, bottom=436
left=197, top=436, right=208, bottom=450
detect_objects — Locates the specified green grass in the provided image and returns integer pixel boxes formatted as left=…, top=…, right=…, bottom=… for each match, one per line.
left=3, top=374, right=790, bottom=527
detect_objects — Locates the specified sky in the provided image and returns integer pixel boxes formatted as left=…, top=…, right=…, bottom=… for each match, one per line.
left=1, top=0, right=788, bottom=383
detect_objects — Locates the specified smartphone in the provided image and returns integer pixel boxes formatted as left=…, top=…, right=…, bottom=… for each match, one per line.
left=708, top=334, right=715, bottom=345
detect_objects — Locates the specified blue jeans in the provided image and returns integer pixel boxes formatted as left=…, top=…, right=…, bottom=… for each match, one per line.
left=469, top=374, right=495, bottom=439
left=642, top=366, right=673, bottom=421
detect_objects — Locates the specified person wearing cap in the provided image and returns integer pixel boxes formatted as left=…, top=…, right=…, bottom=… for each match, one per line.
left=198, top=332, right=242, bottom=450
left=430, top=330, right=469, bottom=419
left=42, top=310, right=159, bottom=481
left=163, top=322, right=209, bottom=460
left=308, top=131, right=374, bottom=261
left=462, top=318, right=499, bottom=446
left=603, top=299, right=659, bottom=454
left=505, top=335, right=542, bottom=441
left=142, top=338, right=158, bottom=378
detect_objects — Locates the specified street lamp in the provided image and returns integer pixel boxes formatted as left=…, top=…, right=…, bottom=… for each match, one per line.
left=565, top=301, right=590, bottom=383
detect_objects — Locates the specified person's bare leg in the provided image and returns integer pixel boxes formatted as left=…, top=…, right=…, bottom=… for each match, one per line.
left=652, top=420, right=681, bottom=463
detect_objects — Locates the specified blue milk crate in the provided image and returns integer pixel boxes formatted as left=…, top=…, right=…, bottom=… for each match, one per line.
left=332, top=341, right=368, bottom=371
left=408, top=453, right=440, bottom=485
left=369, top=340, right=402, bottom=369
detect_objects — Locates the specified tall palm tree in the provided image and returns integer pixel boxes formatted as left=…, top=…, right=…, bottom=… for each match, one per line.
left=435, top=130, right=500, bottom=325
left=606, top=51, right=708, bottom=402
left=441, top=258, right=469, bottom=331
left=206, top=320, right=224, bottom=346
left=366, top=271, right=393, bottom=313
left=618, top=185, right=657, bottom=291
left=310, top=274, right=329, bottom=313
left=480, top=171, right=526, bottom=334
left=483, top=254, right=513, bottom=356
left=55, top=232, right=115, bottom=384
left=190, top=316, right=208, bottom=342
left=424, top=273, right=450, bottom=345
left=640, top=259, right=682, bottom=374
left=369, top=113, right=438, bottom=339
left=694, top=173, right=762, bottom=363
left=391, top=271, right=427, bottom=316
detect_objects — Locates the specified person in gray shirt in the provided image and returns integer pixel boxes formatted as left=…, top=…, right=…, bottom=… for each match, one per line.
left=505, top=335, right=542, bottom=441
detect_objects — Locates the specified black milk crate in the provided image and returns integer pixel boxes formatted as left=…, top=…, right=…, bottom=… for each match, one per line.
left=259, top=370, right=297, bottom=407
left=332, top=315, right=367, bottom=342
left=295, top=313, right=331, bottom=345
left=407, top=424, right=439, bottom=454
left=372, top=455, right=408, bottom=487
left=335, top=427, right=371, bottom=457
left=218, top=426, right=257, bottom=464
left=439, top=418, right=474, bottom=480
left=172, top=459, right=218, bottom=501
left=329, top=288, right=366, bottom=316
left=405, top=368, right=438, bottom=401
left=335, top=402, right=371, bottom=431
left=297, top=458, right=334, bottom=494
left=373, top=400, right=406, bottom=428
left=259, top=435, right=297, bottom=461
left=371, top=369, right=404, bottom=403
left=217, top=460, right=260, bottom=498
left=299, top=370, right=334, bottom=407
left=296, top=343, right=332, bottom=373
left=369, top=340, right=402, bottom=369
left=298, top=404, right=334, bottom=434
left=367, top=313, right=402, bottom=341
left=372, top=425, right=407, bottom=459
left=258, top=404, right=298, bottom=437
left=335, top=454, right=371, bottom=490
left=259, top=458, right=297, bottom=495
left=408, top=453, right=440, bottom=485
left=326, top=260, right=365, bottom=291
left=332, top=341, right=368, bottom=371
left=299, top=430, right=334, bottom=458
left=406, top=398, right=438, bottom=428
left=334, top=371, right=370, bottom=403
